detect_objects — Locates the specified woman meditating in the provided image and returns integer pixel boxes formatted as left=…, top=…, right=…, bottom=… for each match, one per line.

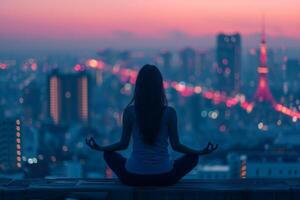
left=86, top=64, right=218, bottom=186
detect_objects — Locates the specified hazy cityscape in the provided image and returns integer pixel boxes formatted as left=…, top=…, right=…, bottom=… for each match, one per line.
left=0, top=26, right=300, bottom=180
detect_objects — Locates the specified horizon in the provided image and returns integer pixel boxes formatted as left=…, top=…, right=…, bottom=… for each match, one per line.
left=1, top=32, right=300, bottom=54
left=1, top=0, right=300, bottom=52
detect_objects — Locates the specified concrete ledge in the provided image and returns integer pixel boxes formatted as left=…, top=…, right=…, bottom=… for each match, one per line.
left=1, top=178, right=300, bottom=200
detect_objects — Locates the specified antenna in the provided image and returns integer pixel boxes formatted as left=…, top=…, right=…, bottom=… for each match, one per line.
left=259, top=14, right=267, bottom=67
left=261, top=14, right=266, bottom=43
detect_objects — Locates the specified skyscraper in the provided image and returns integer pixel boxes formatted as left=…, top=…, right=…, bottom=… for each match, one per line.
left=284, top=59, right=300, bottom=102
left=286, top=59, right=300, bottom=85
left=0, top=118, right=22, bottom=172
left=180, top=48, right=196, bottom=81
left=48, top=70, right=91, bottom=125
left=22, top=81, right=42, bottom=123
left=157, top=50, right=172, bottom=76
left=216, top=33, right=241, bottom=95
left=159, top=50, right=172, bottom=68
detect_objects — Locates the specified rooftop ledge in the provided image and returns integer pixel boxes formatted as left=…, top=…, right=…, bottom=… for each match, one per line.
left=1, top=178, right=300, bottom=200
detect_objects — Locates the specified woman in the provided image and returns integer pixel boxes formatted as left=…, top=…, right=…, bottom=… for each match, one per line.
left=86, top=64, right=218, bottom=186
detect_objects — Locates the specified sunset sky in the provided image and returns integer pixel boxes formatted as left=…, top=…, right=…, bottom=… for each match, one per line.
left=1, top=0, right=300, bottom=50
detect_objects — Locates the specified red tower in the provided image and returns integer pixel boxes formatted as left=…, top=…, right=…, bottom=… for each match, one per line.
left=253, top=23, right=275, bottom=105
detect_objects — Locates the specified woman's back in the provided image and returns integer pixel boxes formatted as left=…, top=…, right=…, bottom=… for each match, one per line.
left=86, top=64, right=217, bottom=186
left=125, top=105, right=173, bottom=174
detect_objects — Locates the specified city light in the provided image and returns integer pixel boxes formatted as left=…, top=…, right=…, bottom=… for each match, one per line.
left=50, top=76, right=59, bottom=124
left=102, top=60, right=300, bottom=119
left=86, top=59, right=105, bottom=69
left=80, top=77, right=89, bottom=122
left=0, top=1, right=300, bottom=183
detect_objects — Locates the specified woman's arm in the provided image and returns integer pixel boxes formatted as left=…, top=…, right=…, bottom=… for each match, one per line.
left=86, top=107, right=133, bottom=152
left=168, top=107, right=218, bottom=155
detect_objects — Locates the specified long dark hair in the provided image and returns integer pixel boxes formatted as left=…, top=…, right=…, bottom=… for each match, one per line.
left=128, top=64, right=168, bottom=145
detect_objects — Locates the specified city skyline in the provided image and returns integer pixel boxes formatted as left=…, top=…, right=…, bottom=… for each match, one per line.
left=0, top=0, right=300, bottom=182
left=0, top=28, right=299, bottom=180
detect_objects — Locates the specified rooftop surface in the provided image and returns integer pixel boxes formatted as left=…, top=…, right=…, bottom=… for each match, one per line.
left=1, top=178, right=300, bottom=200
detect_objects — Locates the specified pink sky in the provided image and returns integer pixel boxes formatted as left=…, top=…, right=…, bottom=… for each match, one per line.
left=1, top=0, right=300, bottom=49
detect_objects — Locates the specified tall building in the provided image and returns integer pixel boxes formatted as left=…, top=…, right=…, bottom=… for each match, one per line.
left=47, top=70, right=91, bottom=125
left=228, top=152, right=300, bottom=179
left=180, top=48, right=196, bottom=81
left=157, top=50, right=172, bottom=76
left=216, top=33, right=241, bottom=95
left=22, top=81, right=42, bottom=123
left=253, top=26, right=275, bottom=104
left=0, top=118, right=22, bottom=172
left=286, top=59, right=300, bottom=86
left=159, top=50, right=172, bottom=69
left=284, top=59, right=300, bottom=103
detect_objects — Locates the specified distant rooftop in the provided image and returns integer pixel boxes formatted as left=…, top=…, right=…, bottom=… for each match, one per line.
left=1, top=178, right=300, bottom=200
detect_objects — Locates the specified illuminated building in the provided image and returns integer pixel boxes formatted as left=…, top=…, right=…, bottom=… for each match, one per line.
left=229, top=153, right=300, bottom=179
left=253, top=25, right=275, bottom=104
left=47, top=70, right=91, bottom=125
left=216, top=33, right=241, bottom=95
left=249, top=23, right=300, bottom=121
left=0, top=119, right=22, bottom=172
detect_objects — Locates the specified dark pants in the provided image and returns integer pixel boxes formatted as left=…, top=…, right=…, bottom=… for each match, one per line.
left=103, top=151, right=199, bottom=186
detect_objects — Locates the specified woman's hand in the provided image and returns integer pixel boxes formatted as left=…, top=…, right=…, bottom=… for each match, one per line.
left=86, top=136, right=103, bottom=151
left=198, top=142, right=218, bottom=155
